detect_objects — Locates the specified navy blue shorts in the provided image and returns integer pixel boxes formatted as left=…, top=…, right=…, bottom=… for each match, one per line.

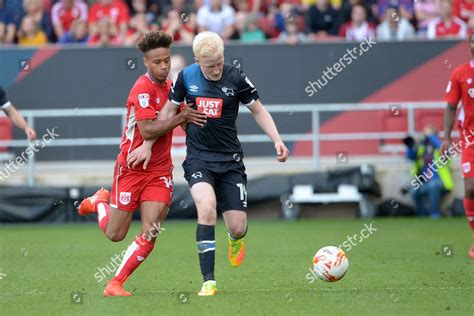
left=183, top=158, right=248, bottom=212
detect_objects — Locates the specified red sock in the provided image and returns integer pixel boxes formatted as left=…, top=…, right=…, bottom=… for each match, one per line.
left=463, top=198, right=474, bottom=230
left=96, top=202, right=110, bottom=233
left=112, top=234, right=155, bottom=285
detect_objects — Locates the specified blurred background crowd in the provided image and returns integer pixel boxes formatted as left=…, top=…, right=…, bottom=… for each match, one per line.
left=0, top=0, right=472, bottom=47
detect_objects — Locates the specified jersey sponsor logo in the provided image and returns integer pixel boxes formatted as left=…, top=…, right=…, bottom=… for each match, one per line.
left=446, top=81, right=452, bottom=93
left=138, top=93, right=150, bottom=108
left=463, top=162, right=471, bottom=173
left=196, top=97, right=223, bottom=118
left=190, top=85, right=199, bottom=93
left=120, top=192, right=132, bottom=205
left=222, top=87, right=235, bottom=96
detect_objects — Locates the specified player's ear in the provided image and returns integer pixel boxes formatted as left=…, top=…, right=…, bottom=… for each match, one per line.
left=143, top=56, right=148, bottom=68
left=194, top=56, right=199, bottom=64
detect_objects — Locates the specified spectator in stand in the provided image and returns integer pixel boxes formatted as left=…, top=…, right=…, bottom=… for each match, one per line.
left=128, top=0, right=157, bottom=25
left=58, top=18, right=89, bottom=43
left=22, top=0, right=55, bottom=42
left=162, top=8, right=195, bottom=44
left=427, top=0, right=467, bottom=39
left=196, top=0, right=235, bottom=40
left=453, top=0, right=474, bottom=22
left=124, top=12, right=151, bottom=45
left=51, top=0, right=88, bottom=40
left=339, top=3, right=375, bottom=41
left=88, top=16, right=120, bottom=46
left=376, top=3, right=415, bottom=40
left=342, top=0, right=378, bottom=23
left=17, top=15, right=48, bottom=46
left=376, top=0, right=414, bottom=22
left=414, top=0, right=439, bottom=36
left=0, top=0, right=24, bottom=44
left=306, top=0, right=341, bottom=38
left=240, top=12, right=266, bottom=42
left=277, top=18, right=308, bottom=44
left=89, top=0, right=130, bottom=44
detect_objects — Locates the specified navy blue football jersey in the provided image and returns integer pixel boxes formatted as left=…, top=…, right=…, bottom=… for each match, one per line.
left=169, top=63, right=259, bottom=161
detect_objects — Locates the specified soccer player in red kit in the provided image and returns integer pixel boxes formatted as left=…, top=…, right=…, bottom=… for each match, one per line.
left=77, top=31, right=206, bottom=296
left=442, top=33, right=474, bottom=259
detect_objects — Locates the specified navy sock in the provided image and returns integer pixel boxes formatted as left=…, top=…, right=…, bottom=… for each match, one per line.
left=196, top=224, right=215, bottom=282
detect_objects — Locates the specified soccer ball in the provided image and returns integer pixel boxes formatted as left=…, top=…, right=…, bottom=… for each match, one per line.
left=312, top=246, right=349, bottom=282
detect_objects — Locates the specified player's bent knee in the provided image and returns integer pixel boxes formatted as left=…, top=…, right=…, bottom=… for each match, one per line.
left=228, top=225, right=246, bottom=238
left=106, top=230, right=127, bottom=242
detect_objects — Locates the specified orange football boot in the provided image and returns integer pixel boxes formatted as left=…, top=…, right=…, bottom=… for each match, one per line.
left=77, top=188, right=110, bottom=216
left=103, top=281, right=132, bottom=297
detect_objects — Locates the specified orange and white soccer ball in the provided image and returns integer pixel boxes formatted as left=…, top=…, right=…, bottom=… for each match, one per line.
left=312, top=246, right=349, bottom=282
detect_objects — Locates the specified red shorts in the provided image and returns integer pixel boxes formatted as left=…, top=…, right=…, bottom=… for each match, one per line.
left=110, top=162, right=173, bottom=212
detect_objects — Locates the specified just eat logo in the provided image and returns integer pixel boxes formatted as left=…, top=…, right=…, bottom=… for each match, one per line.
left=196, top=97, right=223, bottom=118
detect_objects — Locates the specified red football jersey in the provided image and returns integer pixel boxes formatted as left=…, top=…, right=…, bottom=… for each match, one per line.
left=117, top=73, right=173, bottom=172
left=445, top=61, right=474, bottom=153
left=427, top=17, right=467, bottom=39
left=51, top=1, right=88, bottom=31
left=89, top=0, right=129, bottom=26
left=453, top=0, right=474, bottom=21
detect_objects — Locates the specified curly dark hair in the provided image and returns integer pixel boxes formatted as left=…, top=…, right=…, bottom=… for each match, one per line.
left=137, top=31, right=173, bottom=54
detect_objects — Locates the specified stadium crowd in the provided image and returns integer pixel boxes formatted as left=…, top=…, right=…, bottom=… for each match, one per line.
left=0, top=0, right=471, bottom=46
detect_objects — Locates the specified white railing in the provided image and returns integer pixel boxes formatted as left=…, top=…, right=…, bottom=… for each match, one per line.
left=0, top=102, right=448, bottom=186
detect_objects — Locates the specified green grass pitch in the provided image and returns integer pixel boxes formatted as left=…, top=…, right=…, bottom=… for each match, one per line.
left=1, top=218, right=473, bottom=315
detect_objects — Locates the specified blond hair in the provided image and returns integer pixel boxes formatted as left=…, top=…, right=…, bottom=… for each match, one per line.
left=192, top=32, right=224, bottom=59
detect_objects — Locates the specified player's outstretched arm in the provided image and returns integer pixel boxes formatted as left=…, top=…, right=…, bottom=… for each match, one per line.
left=127, top=101, right=206, bottom=169
left=4, top=105, right=36, bottom=140
left=440, top=103, right=457, bottom=154
left=248, top=100, right=289, bottom=162
left=138, top=100, right=206, bottom=140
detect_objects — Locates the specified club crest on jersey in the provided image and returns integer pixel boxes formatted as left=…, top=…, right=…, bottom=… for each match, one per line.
left=463, top=162, right=471, bottom=173
left=120, top=192, right=131, bottom=205
left=468, top=78, right=473, bottom=85
left=196, top=97, right=223, bottom=118
left=138, top=93, right=150, bottom=108
left=156, top=97, right=160, bottom=105
left=222, top=87, right=235, bottom=96
left=469, top=88, right=474, bottom=98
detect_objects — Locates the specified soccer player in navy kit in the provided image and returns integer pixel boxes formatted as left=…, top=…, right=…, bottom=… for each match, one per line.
left=128, top=31, right=289, bottom=296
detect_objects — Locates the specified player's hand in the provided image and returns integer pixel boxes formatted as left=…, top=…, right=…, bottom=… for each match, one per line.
left=25, top=127, right=36, bottom=140
left=440, top=137, right=451, bottom=156
left=127, top=143, right=152, bottom=169
left=275, top=141, right=289, bottom=162
left=181, top=105, right=207, bottom=126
